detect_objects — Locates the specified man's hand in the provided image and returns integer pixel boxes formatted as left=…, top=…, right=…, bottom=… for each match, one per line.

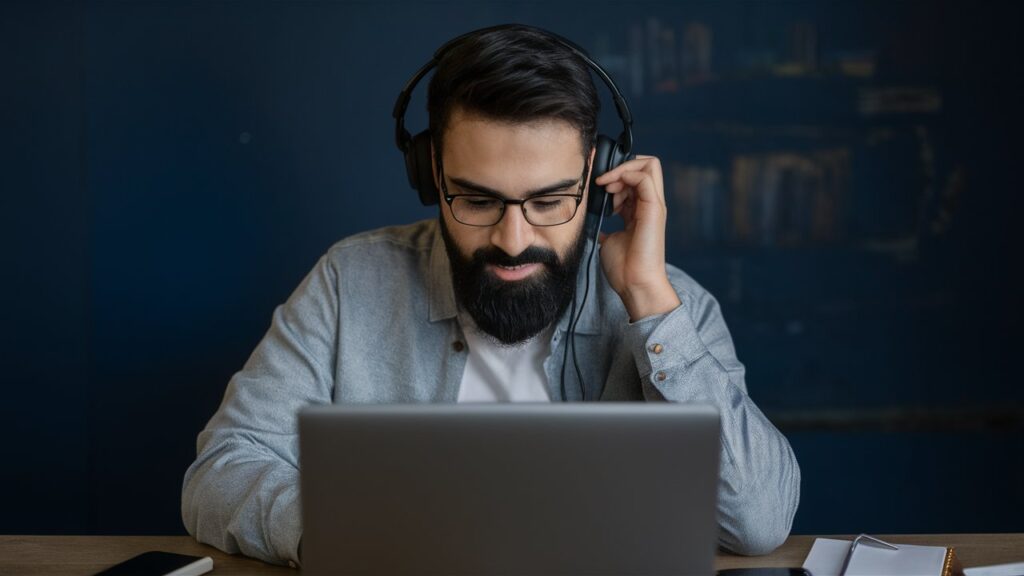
left=593, top=154, right=681, bottom=322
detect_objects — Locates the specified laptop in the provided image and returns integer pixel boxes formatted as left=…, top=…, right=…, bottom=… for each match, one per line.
left=299, top=403, right=720, bottom=576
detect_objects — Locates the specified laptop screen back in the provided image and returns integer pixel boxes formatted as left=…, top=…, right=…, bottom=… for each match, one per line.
left=299, top=403, right=720, bottom=576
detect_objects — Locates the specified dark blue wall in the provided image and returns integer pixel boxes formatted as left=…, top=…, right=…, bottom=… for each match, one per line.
left=2, top=1, right=1021, bottom=537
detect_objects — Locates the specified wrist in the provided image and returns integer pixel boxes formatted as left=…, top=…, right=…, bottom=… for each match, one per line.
left=620, top=278, right=681, bottom=322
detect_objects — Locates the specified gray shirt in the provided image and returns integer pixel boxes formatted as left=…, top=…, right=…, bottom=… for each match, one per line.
left=181, top=219, right=801, bottom=566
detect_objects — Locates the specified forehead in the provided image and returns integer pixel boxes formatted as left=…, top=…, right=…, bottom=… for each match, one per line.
left=441, top=108, right=584, bottom=185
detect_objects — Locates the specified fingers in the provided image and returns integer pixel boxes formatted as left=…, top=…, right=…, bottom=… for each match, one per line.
left=594, top=155, right=662, bottom=186
left=602, top=168, right=664, bottom=208
left=595, top=155, right=663, bottom=201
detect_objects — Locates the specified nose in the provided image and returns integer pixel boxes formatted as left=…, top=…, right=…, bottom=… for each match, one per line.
left=490, top=203, right=535, bottom=258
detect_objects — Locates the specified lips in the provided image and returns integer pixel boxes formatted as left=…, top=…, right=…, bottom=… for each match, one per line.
left=489, top=262, right=542, bottom=282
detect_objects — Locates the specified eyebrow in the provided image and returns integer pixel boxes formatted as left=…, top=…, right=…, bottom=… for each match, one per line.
left=447, top=176, right=581, bottom=199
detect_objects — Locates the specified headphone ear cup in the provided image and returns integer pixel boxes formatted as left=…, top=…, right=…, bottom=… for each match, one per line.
left=406, top=129, right=439, bottom=206
left=587, top=134, right=628, bottom=217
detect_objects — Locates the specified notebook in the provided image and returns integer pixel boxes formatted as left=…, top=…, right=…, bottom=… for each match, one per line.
left=804, top=537, right=961, bottom=576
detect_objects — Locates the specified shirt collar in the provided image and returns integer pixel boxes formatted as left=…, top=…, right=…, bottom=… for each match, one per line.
left=428, top=223, right=458, bottom=323
left=427, top=220, right=602, bottom=335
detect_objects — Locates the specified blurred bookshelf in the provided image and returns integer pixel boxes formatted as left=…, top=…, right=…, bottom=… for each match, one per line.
left=580, top=10, right=1021, bottom=428
left=592, top=16, right=959, bottom=259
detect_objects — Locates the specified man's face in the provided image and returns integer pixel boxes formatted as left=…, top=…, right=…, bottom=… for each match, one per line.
left=435, top=108, right=595, bottom=345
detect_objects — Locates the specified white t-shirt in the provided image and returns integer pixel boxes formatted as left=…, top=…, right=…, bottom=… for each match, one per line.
left=455, top=312, right=553, bottom=403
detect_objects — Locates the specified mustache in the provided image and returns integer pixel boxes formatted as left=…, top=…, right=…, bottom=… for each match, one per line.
left=471, top=245, right=560, bottom=268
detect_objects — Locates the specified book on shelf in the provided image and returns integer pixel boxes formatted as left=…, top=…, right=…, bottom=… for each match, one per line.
left=669, top=148, right=849, bottom=249
left=671, top=164, right=725, bottom=246
left=729, top=148, right=849, bottom=247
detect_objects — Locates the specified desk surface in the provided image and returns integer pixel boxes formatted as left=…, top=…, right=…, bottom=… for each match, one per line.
left=2, top=534, right=1022, bottom=575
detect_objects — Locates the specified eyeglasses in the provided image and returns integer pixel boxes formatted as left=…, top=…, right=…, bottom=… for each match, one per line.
left=439, top=160, right=589, bottom=227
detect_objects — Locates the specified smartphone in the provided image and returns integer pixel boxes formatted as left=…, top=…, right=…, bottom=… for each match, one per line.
left=93, top=551, right=213, bottom=576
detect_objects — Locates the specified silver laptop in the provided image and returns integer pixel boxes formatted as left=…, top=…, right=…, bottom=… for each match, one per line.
left=299, top=403, right=720, bottom=576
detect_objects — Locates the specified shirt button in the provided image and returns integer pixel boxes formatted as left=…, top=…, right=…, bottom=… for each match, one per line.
left=655, top=371, right=667, bottom=382
left=452, top=341, right=465, bottom=352
left=650, top=343, right=664, bottom=354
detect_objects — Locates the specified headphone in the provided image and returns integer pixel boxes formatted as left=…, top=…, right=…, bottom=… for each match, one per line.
left=392, top=24, right=634, bottom=221
left=392, top=24, right=636, bottom=401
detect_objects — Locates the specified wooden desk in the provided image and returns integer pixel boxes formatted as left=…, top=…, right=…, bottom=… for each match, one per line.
left=2, top=534, right=1021, bottom=575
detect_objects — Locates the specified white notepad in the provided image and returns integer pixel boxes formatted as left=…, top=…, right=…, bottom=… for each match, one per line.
left=963, top=561, right=1024, bottom=576
left=804, top=537, right=948, bottom=576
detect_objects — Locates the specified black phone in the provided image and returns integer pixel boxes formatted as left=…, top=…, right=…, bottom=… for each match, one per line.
left=92, top=551, right=212, bottom=576
left=716, top=565, right=811, bottom=569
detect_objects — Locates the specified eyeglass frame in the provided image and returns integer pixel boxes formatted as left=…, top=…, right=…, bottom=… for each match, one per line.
left=438, top=156, right=592, bottom=228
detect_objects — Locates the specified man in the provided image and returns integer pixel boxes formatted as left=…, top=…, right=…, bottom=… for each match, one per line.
left=181, top=25, right=800, bottom=567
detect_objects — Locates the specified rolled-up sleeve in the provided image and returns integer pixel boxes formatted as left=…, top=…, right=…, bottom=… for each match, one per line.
left=181, top=253, right=339, bottom=566
left=624, top=283, right=801, bottom=556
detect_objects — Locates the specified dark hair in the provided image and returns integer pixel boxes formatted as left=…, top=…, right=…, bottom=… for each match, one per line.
left=427, top=25, right=600, bottom=161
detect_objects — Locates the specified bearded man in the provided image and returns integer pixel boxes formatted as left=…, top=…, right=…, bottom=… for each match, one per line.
left=181, top=25, right=800, bottom=567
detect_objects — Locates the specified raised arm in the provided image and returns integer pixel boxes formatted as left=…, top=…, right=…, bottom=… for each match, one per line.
left=594, top=155, right=800, bottom=554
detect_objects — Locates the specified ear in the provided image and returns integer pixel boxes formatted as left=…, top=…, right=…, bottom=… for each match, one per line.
left=584, top=144, right=597, bottom=195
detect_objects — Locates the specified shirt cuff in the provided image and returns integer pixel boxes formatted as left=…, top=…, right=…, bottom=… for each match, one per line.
left=625, top=302, right=710, bottom=379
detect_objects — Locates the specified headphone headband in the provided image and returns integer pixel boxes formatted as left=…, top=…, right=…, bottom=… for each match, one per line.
left=393, top=24, right=633, bottom=158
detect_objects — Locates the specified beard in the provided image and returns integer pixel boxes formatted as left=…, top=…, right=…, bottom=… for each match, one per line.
left=439, top=217, right=588, bottom=346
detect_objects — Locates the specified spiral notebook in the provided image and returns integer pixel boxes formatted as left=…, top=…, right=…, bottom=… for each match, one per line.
left=803, top=536, right=962, bottom=576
